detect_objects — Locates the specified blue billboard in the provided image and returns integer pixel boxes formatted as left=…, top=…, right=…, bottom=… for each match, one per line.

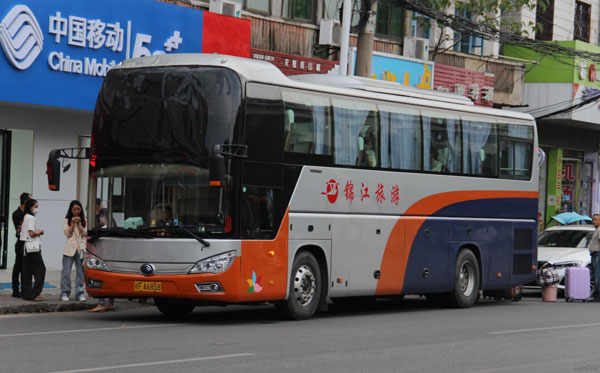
left=350, top=48, right=434, bottom=90
left=0, top=0, right=206, bottom=110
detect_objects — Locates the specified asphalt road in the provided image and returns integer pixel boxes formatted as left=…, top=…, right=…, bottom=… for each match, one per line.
left=2, top=293, right=600, bottom=373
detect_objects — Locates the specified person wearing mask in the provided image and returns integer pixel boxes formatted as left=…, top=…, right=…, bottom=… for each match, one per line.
left=60, top=200, right=87, bottom=302
left=21, top=198, right=45, bottom=301
left=589, top=214, right=600, bottom=302
left=11, top=192, right=31, bottom=298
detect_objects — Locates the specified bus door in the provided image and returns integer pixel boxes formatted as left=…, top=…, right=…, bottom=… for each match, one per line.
left=0, top=130, right=11, bottom=269
left=331, top=216, right=398, bottom=297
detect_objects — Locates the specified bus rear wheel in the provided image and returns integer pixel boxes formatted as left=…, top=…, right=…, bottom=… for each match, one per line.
left=154, top=298, right=195, bottom=318
left=278, top=251, right=321, bottom=320
left=448, top=249, right=480, bottom=308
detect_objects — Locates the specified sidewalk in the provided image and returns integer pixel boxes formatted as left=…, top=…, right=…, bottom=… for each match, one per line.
left=0, top=268, right=147, bottom=315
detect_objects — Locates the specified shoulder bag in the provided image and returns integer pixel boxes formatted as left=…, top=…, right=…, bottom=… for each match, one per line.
left=24, top=237, right=41, bottom=254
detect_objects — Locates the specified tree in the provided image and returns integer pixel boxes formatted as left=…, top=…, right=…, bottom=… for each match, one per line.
left=353, top=0, right=538, bottom=77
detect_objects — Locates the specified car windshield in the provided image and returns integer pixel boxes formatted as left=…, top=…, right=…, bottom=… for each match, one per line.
left=538, top=230, right=593, bottom=248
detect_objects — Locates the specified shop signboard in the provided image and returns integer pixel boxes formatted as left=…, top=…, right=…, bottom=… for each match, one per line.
left=0, top=0, right=250, bottom=110
left=348, top=48, right=434, bottom=90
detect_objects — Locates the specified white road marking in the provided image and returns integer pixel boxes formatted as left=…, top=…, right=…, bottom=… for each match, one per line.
left=0, top=323, right=172, bottom=338
left=490, top=322, right=600, bottom=335
left=49, top=353, right=255, bottom=373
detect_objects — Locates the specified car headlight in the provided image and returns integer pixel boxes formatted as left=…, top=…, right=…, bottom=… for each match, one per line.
left=189, top=251, right=236, bottom=274
left=550, top=261, right=582, bottom=269
left=86, top=254, right=111, bottom=272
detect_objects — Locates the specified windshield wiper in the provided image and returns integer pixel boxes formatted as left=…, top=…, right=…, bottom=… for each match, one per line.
left=88, top=227, right=155, bottom=243
left=160, top=226, right=210, bottom=248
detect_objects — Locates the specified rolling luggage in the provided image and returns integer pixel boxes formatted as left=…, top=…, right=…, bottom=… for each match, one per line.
left=565, top=267, right=590, bottom=302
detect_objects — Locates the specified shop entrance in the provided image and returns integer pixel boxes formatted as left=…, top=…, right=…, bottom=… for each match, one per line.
left=0, top=130, right=11, bottom=269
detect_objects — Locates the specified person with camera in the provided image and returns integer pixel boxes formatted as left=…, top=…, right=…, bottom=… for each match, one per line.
left=60, top=200, right=87, bottom=302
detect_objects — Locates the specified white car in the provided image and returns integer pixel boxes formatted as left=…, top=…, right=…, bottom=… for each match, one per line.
left=536, top=225, right=595, bottom=291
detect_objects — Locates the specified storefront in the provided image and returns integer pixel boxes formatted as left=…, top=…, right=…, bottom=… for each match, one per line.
left=505, top=41, right=600, bottom=232
left=0, top=0, right=249, bottom=269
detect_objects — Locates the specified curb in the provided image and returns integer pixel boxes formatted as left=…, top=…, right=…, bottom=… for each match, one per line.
left=0, top=301, right=96, bottom=315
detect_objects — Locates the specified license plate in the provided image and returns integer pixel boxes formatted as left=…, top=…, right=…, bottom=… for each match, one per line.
left=134, top=281, right=162, bottom=292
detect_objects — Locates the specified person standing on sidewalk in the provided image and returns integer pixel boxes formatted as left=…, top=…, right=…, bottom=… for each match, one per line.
left=589, top=214, right=600, bottom=302
left=60, top=200, right=87, bottom=302
left=21, top=199, right=46, bottom=301
left=11, top=192, right=31, bottom=298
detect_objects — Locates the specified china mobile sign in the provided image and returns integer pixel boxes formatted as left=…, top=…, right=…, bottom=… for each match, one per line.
left=0, top=0, right=250, bottom=110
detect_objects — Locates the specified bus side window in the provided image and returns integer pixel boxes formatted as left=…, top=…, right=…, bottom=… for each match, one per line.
left=282, top=90, right=331, bottom=155
left=498, top=123, right=533, bottom=179
left=462, top=119, right=497, bottom=176
left=379, top=105, right=421, bottom=171
left=332, top=97, right=378, bottom=167
left=422, top=112, right=461, bottom=174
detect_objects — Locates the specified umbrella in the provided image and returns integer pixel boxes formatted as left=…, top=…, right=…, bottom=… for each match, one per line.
left=551, top=212, right=592, bottom=225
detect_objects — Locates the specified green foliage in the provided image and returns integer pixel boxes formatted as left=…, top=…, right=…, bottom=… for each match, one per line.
left=421, top=0, right=537, bottom=34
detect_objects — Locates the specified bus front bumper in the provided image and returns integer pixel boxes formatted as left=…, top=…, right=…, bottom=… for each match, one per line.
left=84, top=262, right=243, bottom=303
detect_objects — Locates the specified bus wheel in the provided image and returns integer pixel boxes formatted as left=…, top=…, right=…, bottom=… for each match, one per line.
left=154, top=298, right=195, bottom=318
left=278, top=251, right=321, bottom=320
left=448, top=249, right=480, bottom=308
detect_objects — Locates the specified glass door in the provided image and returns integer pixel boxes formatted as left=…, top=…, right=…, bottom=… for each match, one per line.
left=0, top=130, right=11, bottom=269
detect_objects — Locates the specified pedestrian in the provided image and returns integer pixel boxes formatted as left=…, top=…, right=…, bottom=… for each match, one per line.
left=11, top=192, right=31, bottom=298
left=589, top=214, right=600, bottom=302
left=89, top=298, right=115, bottom=312
left=60, top=200, right=87, bottom=302
left=21, top=198, right=46, bottom=301
left=89, top=207, right=115, bottom=312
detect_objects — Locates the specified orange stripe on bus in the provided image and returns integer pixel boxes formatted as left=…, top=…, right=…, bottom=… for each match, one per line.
left=375, top=190, right=538, bottom=295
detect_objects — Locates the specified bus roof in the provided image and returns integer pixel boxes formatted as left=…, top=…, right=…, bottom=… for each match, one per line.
left=116, top=53, right=535, bottom=124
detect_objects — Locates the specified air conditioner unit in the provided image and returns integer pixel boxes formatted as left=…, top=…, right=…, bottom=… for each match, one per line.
left=209, top=0, right=242, bottom=18
left=319, top=19, right=342, bottom=46
left=403, top=37, right=430, bottom=60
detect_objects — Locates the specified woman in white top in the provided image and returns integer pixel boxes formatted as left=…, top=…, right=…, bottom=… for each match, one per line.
left=60, top=200, right=87, bottom=302
left=20, top=199, right=45, bottom=301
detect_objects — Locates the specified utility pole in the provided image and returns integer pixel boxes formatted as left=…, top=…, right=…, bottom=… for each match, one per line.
left=354, top=0, right=378, bottom=77
left=339, top=0, right=352, bottom=75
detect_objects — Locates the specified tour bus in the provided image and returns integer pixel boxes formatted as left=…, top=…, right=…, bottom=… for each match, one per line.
left=82, top=53, right=538, bottom=319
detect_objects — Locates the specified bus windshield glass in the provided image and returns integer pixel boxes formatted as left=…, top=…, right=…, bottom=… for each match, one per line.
left=91, top=164, right=233, bottom=236
left=89, top=65, right=241, bottom=236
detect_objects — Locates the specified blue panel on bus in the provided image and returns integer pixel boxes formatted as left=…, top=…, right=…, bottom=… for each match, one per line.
left=433, top=197, right=538, bottom=220
left=401, top=197, right=537, bottom=294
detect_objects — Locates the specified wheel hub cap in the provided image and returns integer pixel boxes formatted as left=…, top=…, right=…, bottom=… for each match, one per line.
left=294, top=265, right=316, bottom=306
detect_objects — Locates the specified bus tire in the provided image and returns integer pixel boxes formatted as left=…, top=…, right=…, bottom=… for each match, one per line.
left=448, top=249, right=480, bottom=308
left=278, top=251, right=321, bottom=320
left=154, top=298, right=195, bottom=318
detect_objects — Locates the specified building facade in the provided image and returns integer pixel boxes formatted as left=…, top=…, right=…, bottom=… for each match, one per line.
left=505, top=0, right=600, bottom=231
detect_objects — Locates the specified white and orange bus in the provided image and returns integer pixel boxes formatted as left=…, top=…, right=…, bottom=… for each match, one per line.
left=83, top=54, right=538, bottom=319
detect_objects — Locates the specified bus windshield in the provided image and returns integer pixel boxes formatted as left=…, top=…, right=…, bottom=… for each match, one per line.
left=89, top=65, right=242, bottom=236
left=90, top=164, right=232, bottom=236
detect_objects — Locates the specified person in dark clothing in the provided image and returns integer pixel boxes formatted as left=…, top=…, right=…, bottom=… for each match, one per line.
left=21, top=198, right=45, bottom=301
left=11, top=192, right=31, bottom=298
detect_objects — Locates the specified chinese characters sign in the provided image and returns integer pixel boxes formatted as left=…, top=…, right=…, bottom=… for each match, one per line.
left=322, top=179, right=400, bottom=206
left=0, top=0, right=250, bottom=110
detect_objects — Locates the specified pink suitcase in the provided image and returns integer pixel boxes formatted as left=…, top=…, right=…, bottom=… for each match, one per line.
left=565, top=267, right=591, bottom=302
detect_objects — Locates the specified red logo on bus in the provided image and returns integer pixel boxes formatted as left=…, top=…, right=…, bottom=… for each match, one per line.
left=321, top=179, right=339, bottom=204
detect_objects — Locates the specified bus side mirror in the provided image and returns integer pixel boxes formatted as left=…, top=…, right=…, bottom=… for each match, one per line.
left=209, top=145, right=224, bottom=187
left=46, top=149, right=61, bottom=191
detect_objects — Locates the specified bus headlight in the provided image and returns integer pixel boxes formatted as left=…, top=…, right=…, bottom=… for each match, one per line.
left=86, top=254, right=111, bottom=272
left=189, top=251, right=236, bottom=274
